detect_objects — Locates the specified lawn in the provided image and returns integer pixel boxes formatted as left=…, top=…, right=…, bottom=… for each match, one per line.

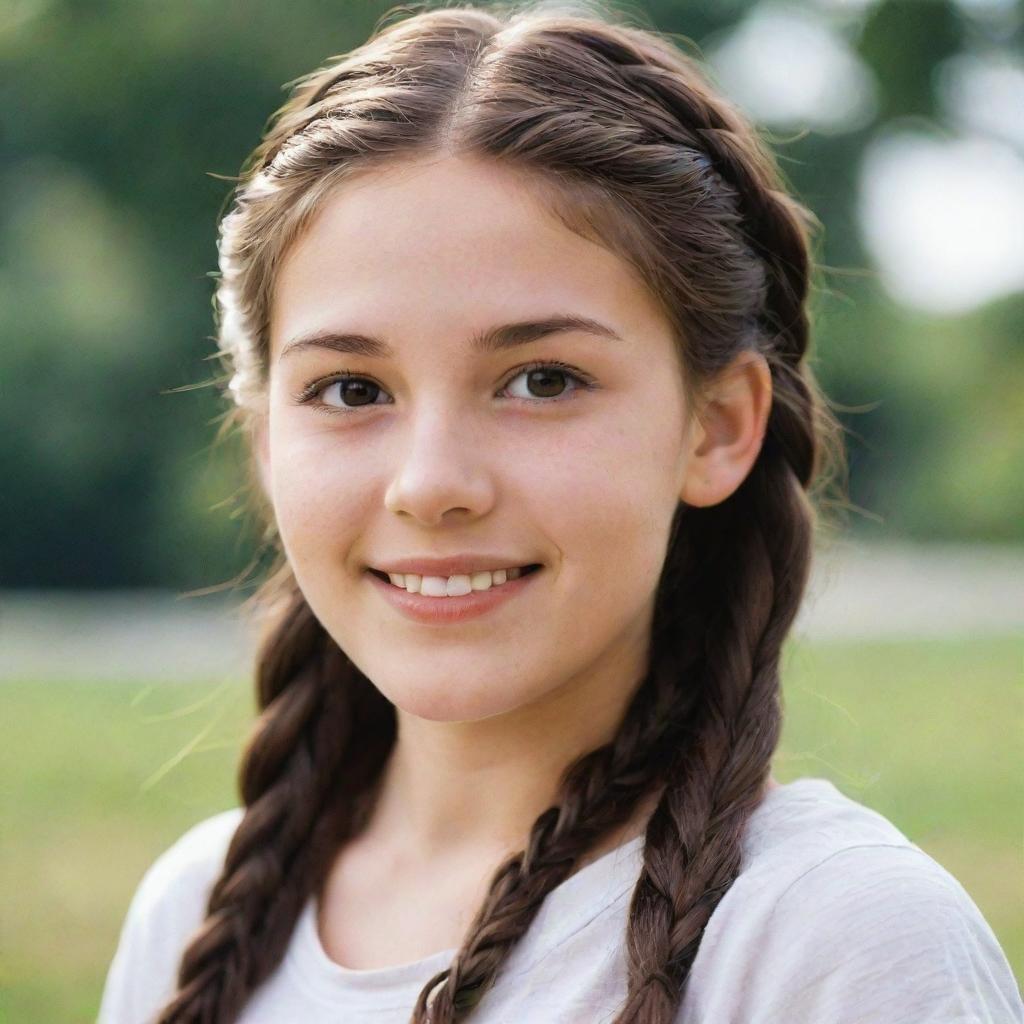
left=4, top=633, right=1022, bottom=1021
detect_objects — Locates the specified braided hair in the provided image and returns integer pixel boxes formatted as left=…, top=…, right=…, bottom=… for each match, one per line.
left=156, top=2, right=846, bottom=1021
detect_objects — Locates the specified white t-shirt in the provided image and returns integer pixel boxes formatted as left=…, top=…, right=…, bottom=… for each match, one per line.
left=98, top=776, right=1023, bottom=1023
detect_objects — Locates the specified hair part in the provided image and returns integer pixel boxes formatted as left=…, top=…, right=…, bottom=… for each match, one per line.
left=159, top=2, right=847, bottom=1021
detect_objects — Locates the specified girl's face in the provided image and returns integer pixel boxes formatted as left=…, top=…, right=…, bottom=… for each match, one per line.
left=260, top=153, right=700, bottom=724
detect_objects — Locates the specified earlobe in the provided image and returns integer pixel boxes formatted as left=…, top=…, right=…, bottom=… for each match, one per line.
left=678, top=351, right=772, bottom=508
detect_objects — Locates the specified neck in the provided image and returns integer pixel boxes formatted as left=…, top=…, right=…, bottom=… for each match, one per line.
left=357, top=641, right=783, bottom=866
left=362, top=640, right=653, bottom=863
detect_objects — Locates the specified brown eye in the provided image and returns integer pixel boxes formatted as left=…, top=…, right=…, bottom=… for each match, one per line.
left=528, top=368, right=568, bottom=398
left=321, top=378, right=386, bottom=408
left=503, top=363, right=588, bottom=402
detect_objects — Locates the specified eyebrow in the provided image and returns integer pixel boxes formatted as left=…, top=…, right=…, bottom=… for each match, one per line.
left=278, top=314, right=624, bottom=361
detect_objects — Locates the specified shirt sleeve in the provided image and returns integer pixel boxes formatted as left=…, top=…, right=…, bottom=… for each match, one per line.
left=97, top=869, right=159, bottom=1024
left=737, top=844, right=1024, bottom=1024
left=96, top=810, right=242, bottom=1024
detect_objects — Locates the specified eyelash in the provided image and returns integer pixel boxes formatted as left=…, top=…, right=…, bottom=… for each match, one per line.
left=292, top=360, right=597, bottom=417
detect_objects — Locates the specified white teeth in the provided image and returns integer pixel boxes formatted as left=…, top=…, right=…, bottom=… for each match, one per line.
left=421, top=575, right=450, bottom=597
left=383, top=566, right=531, bottom=596
left=446, top=575, right=473, bottom=597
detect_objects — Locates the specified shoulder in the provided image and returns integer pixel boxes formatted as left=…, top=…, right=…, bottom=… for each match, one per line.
left=769, top=840, right=1007, bottom=957
left=684, top=781, right=1024, bottom=1023
left=754, top=844, right=1022, bottom=1021
left=98, top=807, right=244, bottom=1024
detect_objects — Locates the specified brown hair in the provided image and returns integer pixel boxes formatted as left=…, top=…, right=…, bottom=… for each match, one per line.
left=158, top=1, right=846, bottom=1020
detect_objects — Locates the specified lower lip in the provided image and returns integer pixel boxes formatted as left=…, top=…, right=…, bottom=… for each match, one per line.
left=365, top=567, right=542, bottom=625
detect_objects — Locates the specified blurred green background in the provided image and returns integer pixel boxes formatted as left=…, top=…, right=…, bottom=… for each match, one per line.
left=2, top=0, right=1022, bottom=1019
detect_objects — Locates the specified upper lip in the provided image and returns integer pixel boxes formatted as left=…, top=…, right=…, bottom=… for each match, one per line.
left=367, top=555, right=540, bottom=577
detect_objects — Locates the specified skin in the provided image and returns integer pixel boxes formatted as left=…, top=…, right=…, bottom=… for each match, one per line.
left=254, top=152, right=775, bottom=966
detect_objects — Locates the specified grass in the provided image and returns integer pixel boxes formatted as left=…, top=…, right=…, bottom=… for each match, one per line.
left=3, top=634, right=1022, bottom=1021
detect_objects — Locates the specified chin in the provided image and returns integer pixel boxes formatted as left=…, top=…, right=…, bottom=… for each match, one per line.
left=377, top=672, right=537, bottom=724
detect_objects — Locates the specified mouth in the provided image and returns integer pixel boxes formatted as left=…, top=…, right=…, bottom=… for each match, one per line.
left=364, top=561, right=545, bottom=625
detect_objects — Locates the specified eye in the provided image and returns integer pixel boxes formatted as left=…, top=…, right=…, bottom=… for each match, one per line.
left=500, top=361, right=592, bottom=402
left=316, top=377, right=390, bottom=411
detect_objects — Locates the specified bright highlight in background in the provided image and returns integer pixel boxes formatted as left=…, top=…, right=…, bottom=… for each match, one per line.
left=858, top=132, right=1024, bottom=314
left=708, top=3, right=878, bottom=133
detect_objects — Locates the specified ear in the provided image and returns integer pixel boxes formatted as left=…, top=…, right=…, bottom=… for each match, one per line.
left=679, top=350, right=772, bottom=508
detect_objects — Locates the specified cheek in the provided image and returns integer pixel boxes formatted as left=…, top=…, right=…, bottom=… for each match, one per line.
left=267, top=432, right=368, bottom=563
left=544, top=411, right=684, bottom=581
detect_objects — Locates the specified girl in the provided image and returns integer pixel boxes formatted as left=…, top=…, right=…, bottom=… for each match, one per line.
left=99, top=2, right=1023, bottom=1022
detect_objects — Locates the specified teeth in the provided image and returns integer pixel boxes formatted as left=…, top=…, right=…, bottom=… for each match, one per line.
left=384, top=566, right=529, bottom=596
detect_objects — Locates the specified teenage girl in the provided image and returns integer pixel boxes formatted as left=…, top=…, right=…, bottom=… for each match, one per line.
left=98, top=3, right=1023, bottom=1022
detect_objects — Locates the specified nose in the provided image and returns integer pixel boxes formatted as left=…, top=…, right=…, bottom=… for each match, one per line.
left=383, top=404, right=496, bottom=526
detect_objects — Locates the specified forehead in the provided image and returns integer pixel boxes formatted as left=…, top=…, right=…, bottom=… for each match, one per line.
left=268, top=153, right=670, bottom=359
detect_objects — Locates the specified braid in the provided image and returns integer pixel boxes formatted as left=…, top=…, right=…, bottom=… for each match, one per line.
left=619, top=449, right=813, bottom=1018
left=154, top=571, right=394, bottom=1022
